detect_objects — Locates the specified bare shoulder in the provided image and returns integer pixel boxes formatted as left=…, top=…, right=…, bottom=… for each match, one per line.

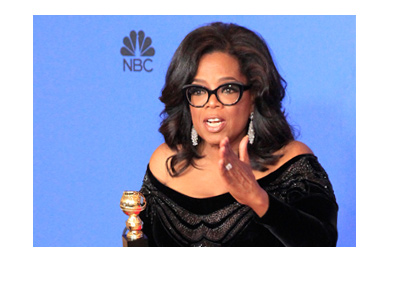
left=149, top=143, right=176, bottom=184
left=255, top=140, right=314, bottom=178
left=274, top=140, right=314, bottom=167
left=283, top=140, right=314, bottom=158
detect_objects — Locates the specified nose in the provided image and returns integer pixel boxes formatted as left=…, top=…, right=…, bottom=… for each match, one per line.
left=206, top=92, right=221, bottom=109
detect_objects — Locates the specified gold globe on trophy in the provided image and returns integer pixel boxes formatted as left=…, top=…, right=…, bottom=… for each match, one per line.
left=120, top=190, right=148, bottom=246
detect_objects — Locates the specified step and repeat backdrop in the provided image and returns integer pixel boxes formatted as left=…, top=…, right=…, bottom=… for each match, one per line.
left=34, top=15, right=355, bottom=246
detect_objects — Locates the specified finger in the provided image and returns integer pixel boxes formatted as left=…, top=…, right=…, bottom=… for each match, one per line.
left=219, top=138, right=229, bottom=163
left=219, top=142, right=234, bottom=172
left=218, top=158, right=226, bottom=174
left=219, top=146, right=233, bottom=173
left=223, top=139, right=233, bottom=159
left=219, top=137, right=234, bottom=162
left=219, top=136, right=229, bottom=149
left=219, top=159, right=237, bottom=188
left=219, top=157, right=234, bottom=181
left=239, top=135, right=250, bottom=164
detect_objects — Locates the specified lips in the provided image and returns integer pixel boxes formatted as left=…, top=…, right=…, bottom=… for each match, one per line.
left=203, top=117, right=226, bottom=133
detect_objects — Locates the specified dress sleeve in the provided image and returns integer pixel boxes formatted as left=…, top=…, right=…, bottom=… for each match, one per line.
left=138, top=168, right=156, bottom=245
left=255, top=155, right=339, bottom=246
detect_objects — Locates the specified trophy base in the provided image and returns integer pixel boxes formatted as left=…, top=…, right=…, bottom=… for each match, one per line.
left=122, top=234, right=149, bottom=247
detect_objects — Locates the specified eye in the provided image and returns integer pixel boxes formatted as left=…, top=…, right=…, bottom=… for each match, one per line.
left=221, top=84, right=240, bottom=94
left=188, top=86, right=207, bottom=96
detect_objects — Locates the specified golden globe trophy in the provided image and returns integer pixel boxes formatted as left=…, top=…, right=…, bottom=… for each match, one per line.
left=120, top=190, right=148, bottom=247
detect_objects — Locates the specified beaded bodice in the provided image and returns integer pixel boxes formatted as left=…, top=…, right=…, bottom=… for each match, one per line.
left=139, top=154, right=338, bottom=247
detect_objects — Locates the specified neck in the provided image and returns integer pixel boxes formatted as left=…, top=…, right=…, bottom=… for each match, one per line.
left=198, top=139, right=240, bottom=164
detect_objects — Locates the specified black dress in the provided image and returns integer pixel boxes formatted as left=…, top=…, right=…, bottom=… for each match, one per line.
left=139, top=154, right=338, bottom=247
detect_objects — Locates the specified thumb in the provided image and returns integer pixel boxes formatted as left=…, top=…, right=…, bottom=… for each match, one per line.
left=239, top=135, right=250, bottom=164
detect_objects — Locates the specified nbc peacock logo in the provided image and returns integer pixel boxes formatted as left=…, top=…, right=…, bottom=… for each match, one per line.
left=121, top=30, right=155, bottom=72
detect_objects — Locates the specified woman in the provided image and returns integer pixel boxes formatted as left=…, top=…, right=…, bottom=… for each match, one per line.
left=139, top=22, right=338, bottom=246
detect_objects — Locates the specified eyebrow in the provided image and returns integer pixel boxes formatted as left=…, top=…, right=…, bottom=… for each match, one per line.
left=192, top=77, right=240, bottom=84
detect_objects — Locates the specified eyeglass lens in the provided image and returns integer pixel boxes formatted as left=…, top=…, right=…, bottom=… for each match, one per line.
left=186, top=83, right=242, bottom=107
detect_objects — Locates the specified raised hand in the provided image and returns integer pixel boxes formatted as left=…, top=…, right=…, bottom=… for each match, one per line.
left=218, top=136, right=269, bottom=217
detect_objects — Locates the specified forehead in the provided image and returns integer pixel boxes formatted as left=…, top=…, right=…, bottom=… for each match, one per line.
left=194, top=52, right=246, bottom=83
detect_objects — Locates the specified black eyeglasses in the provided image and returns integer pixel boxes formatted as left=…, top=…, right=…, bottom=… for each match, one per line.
left=182, top=82, right=251, bottom=108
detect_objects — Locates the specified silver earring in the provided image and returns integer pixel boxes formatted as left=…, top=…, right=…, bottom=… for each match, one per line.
left=248, top=112, right=255, bottom=144
left=191, top=126, right=198, bottom=146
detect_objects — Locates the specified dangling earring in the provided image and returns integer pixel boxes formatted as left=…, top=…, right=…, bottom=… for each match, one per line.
left=248, top=112, right=255, bottom=144
left=191, top=126, right=198, bottom=146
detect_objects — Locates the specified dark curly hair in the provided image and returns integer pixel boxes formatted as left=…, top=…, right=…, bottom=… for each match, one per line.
left=159, top=22, right=295, bottom=177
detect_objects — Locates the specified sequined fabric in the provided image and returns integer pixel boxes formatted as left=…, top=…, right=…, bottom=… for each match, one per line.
left=261, top=154, right=336, bottom=203
left=139, top=154, right=338, bottom=247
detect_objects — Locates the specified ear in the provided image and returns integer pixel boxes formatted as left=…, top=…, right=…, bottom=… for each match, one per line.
left=251, top=92, right=256, bottom=104
left=250, top=90, right=256, bottom=109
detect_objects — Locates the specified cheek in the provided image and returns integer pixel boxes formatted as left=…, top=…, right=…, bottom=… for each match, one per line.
left=233, top=101, right=253, bottom=121
left=189, top=108, right=201, bottom=127
left=230, top=112, right=249, bottom=129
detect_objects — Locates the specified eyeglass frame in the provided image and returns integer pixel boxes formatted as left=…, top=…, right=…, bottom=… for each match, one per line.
left=182, top=82, right=251, bottom=108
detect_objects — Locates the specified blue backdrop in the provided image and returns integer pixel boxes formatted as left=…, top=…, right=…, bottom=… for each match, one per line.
left=33, top=15, right=356, bottom=247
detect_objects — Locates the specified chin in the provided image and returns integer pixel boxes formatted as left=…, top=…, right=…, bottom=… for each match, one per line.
left=201, top=135, right=225, bottom=147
